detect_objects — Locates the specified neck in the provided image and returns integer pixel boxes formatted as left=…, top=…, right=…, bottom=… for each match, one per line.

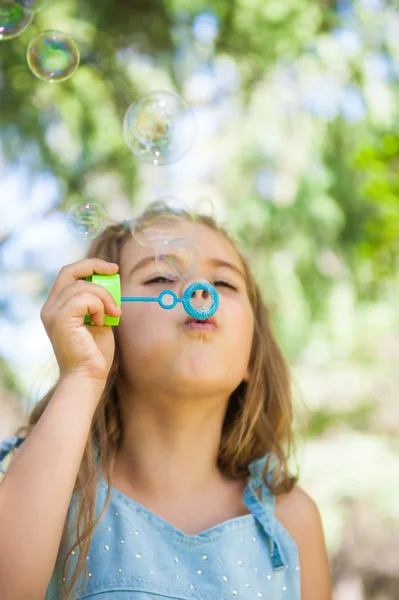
left=112, top=386, right=232, bottom=501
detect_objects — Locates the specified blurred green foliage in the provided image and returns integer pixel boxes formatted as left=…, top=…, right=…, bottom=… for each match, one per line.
left=1, top=0, right=399, bottom=362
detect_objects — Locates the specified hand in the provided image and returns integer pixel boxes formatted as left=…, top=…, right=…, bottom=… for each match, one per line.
left=40, top=259, right=122, bottom=385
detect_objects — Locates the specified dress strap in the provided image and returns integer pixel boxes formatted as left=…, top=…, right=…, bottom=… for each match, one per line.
left=0, top=436, right=26, bottom=474
left=243, top=453, right=288, bottom=572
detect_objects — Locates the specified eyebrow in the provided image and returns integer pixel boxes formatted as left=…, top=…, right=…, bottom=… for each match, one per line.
left=128, top=255, right=246, bottom=281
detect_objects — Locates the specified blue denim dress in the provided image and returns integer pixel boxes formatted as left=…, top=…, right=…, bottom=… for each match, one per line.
left=0, top=436, right=301, bottom=599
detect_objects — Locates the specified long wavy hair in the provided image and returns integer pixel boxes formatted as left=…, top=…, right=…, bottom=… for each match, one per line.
left=16, top=202, right=299, bottom=600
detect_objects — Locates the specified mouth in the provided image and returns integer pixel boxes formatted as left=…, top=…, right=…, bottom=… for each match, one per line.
left=183, top=315, right=218, bottom=330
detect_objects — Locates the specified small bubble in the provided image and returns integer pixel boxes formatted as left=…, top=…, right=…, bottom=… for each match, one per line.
left=27, top=30, right=80, bottom=83
left=67, top=201, right=106, bottom=240
left=123, top=91, right=197, bottom=165
left=0, top=2, right=32, bottom=41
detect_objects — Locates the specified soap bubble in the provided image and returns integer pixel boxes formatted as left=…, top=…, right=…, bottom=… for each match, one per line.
left=68, top=202, right=106, bottom=240
left=123, top=91, right=197, bottom=165
left=27, top=30, right=80, bottom=82
left=0, top=1, right=32, bottom=41
left=17, top=0, right=52, bottom=12
left=155, top=238, right=199, bottom=282
left=130, top=196, right=196, bottom=247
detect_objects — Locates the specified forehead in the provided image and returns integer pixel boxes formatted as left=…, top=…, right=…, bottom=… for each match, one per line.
left=120, top=221, right=243, bottom=271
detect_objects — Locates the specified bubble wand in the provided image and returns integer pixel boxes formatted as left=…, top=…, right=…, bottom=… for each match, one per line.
left=83, top=274, right=219, bottom=326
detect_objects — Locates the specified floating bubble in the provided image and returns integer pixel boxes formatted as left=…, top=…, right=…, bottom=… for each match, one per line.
left=17, top=0, right=51, bottom=12
left=0, top=1, right=32, bottom=41
left=155, top=238, right=199, bottom=282
left=130, top=196, right=196, bottom=247
left=123, top=91, right=197, bottom=165
left=27, top=30, right=80, bottom=83
left=68, top=202, right=106, bottom=240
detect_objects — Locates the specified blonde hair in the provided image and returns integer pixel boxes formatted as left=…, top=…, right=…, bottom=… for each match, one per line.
left=16, top=202, right=299, bottom=600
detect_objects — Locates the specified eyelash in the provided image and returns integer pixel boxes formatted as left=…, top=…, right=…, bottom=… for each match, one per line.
left=145, top=276, right=238, bottom=291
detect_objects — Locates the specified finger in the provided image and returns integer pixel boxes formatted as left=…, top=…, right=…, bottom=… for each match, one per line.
left=55, top=279, right=120, bottom=318
left=41, top=281, right=121, bottom=332
left=49, top=259, right=119, bottom=299
left=58, top=292, right=106, bottom=327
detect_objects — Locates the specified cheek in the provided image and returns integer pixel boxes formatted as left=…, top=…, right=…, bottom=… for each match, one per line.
left=118, top=304, right=172, bottom=351
left=228, top=302, right=254, bottom=353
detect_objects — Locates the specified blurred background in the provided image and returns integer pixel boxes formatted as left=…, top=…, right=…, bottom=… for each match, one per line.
left=1, top=0, right=399, bottom=598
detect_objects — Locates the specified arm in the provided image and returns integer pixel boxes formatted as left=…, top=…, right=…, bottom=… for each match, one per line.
left=0, top=376, right=103, bottom=600
left=0, top=257, right=120, bottom=600
left=276, top=485, right=332, bottom=600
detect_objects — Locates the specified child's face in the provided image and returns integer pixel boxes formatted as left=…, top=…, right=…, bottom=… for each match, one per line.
left=116, top=221, right=254, bottom=399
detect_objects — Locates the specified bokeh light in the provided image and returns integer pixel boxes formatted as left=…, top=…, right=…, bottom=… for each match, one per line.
left=27, top=30, right=80, bottom=83
left=123, top=91, right=197, bottom=165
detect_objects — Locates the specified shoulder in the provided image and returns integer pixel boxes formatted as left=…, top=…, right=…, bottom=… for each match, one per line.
left=275, top=484, right=332, bottom=600
left=275, top=483, right=320, bottom=530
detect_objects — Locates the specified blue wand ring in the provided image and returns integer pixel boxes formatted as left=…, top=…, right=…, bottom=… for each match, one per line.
left=182, top=281, right=219, bottom=320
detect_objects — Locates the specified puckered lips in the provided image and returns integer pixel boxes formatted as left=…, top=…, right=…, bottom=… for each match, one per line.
left=183, top=315, right=218, bottom=331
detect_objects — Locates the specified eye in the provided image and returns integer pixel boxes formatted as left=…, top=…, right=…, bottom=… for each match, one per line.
left=145, top=276, right=177, bottom=284
left=213, top=280, right=238, bottom=291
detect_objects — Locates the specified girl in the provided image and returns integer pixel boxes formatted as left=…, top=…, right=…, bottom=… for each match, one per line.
left=0, top=202, right=332, bottom=600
